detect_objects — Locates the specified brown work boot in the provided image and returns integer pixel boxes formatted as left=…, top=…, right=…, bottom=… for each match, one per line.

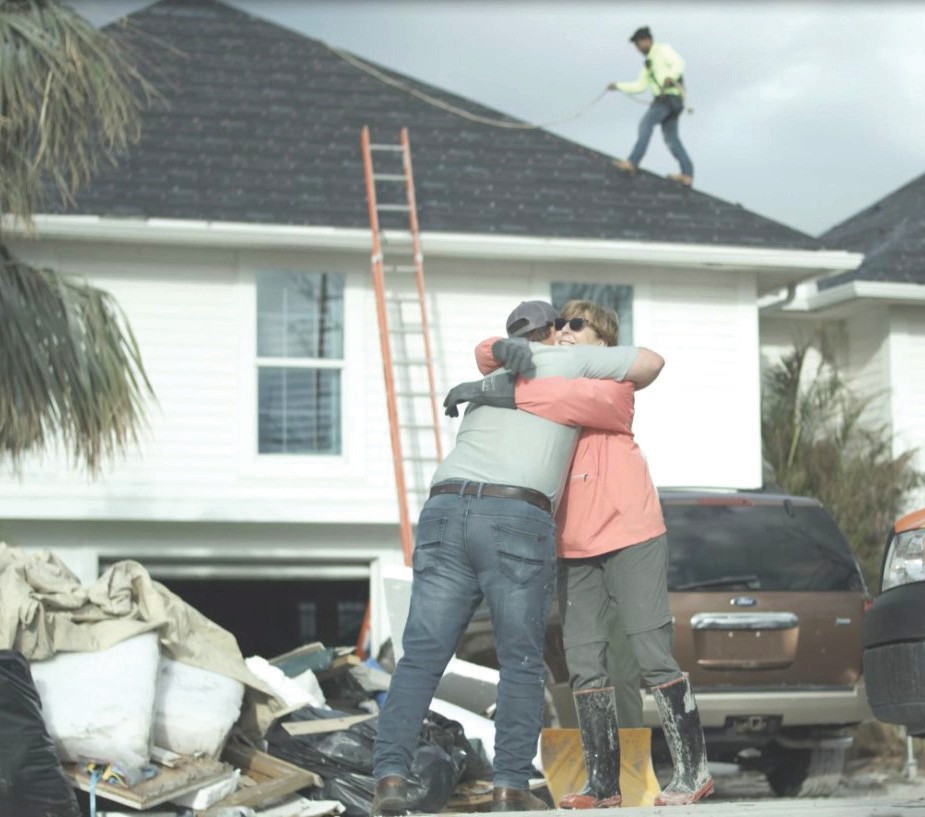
left=666, top=173, right=693, bottom=187
left=614, top=159, right=637, bottom=175
left=370, top=775, right=407, bottom=816
left=491, top=786, right=548, bottom=812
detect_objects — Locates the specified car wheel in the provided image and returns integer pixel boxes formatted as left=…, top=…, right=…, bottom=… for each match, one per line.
left=766, top=745, right=845, bottom=798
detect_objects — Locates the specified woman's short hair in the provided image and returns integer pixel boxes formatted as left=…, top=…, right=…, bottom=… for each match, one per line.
left=561, top=300, right=619, bottom=346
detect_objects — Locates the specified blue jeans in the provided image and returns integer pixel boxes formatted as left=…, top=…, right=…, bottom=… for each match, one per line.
left=373, top=488, right=557, bottom=789
left=628, top=95, right=693, bottom=177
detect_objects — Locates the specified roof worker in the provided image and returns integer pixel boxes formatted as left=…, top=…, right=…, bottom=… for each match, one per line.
left=609, top=26, right=694, bottom=187
left=371, top=301, right=664, bottom=816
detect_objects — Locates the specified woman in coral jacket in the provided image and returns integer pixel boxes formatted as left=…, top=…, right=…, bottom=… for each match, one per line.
left=471, top=299, right=712, bottom=808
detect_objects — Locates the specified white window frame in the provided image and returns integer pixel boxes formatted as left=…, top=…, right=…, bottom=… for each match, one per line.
left=237, top=263, right=365, bottom=479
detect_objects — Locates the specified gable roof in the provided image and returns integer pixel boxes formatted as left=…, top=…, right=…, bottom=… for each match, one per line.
left=818, top=171, right=925, bottom=289
left=48, top=0, right=818, bottom=250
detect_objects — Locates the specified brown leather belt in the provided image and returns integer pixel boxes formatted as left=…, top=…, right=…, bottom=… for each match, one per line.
left=429, top=481, right=552, bottom=514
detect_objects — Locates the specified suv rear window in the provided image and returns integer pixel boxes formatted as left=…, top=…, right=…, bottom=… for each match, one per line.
left=662, top=499, right=864, bottom=593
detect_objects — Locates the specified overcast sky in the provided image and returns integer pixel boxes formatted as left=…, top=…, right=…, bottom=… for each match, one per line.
left=69, top=1, right=924, bottom=237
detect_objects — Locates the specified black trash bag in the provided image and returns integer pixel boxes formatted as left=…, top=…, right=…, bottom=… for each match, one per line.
left=303, top=742, right=464, bottom=817
left=266, top=705, right=375, bottom=775
left=420, top=709, right=492, bottom=782
left=310, top=720, right=376, bottom=771
left=406, top=742, right=466, bottom=813
left=319, top=771, right=374, bottom=817
left=268, top=707, right=467, bottom=816
left=0, top=650, right=81, bottom=817
left=318, top=668, right=370, bottom=711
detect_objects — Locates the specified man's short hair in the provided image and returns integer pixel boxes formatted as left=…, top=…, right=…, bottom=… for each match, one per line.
left=561, top=300, right=619, bottom=346
left=524, top=324, right=554, bottom=342
left=506, top=300, right=558, bottom=338
left=630, top=26, right=653, bottom=43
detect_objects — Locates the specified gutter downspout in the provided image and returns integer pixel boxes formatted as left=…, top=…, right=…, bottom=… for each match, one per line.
left=760, top=282, right=798, bottom=312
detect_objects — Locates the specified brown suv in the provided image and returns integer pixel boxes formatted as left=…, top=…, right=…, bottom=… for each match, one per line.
left=456, top=489, right=870, bottom=797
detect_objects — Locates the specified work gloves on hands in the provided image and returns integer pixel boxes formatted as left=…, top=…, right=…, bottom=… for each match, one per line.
left=490, top=338, right=534, bottom=377
left=444, top=373, right=517, bottom=418
left=443, top=338, right=531, bottom=417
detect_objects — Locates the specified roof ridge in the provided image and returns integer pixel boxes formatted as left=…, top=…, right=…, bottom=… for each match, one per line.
left=820, top=168, right=925, bottom=240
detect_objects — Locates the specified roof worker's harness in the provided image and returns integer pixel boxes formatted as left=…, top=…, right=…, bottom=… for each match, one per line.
left=645, top=57, right=693, bottom=115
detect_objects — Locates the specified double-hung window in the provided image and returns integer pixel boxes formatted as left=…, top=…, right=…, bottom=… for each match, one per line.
left=256, top=271, right=344, bottom=455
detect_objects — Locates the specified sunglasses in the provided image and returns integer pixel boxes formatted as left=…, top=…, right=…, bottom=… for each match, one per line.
left=555, top=317, right=597, bottom=334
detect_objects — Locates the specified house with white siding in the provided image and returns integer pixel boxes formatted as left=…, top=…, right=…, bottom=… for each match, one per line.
left=1, top=0, right=862, bottom=654
left=761, top=171, right=925, bottom=509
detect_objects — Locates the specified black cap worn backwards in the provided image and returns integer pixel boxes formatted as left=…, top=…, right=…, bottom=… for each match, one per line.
left=630, top=26, right=653, bottom=43
left=505, top=300, right=558, bottom=338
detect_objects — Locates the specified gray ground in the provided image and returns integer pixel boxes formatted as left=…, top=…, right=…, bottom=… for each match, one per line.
left=636, top=755, right=925, bottom=815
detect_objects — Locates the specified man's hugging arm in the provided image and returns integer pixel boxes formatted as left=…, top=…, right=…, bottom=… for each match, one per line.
left=565, top=345, right=664, bottom=390
left=445, top=339, right=650, bottom=429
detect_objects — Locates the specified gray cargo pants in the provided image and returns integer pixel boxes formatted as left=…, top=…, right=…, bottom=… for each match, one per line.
left=558, top=533, right=681, bottom=698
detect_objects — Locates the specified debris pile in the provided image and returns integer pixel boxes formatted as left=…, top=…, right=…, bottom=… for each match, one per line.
left=0, top=544, right=530, bottom=816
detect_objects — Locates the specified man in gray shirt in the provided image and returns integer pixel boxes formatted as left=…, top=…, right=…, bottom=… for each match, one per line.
left=371, top=301, right=663, bottom=814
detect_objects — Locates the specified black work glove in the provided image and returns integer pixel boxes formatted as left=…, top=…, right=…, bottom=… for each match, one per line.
left=444, top=373, right=517, bottom=418
left=491, top=338, right=534, bottom=377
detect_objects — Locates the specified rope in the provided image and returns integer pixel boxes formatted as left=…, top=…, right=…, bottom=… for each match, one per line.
left=325, top=41, right=619, bottom=129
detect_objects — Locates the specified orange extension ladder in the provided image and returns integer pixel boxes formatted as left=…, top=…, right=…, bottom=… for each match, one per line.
left=355, top=127, right=444, bottom=655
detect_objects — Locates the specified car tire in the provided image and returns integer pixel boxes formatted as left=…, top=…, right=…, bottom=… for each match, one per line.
left=766, top=744, right=845, bottom=798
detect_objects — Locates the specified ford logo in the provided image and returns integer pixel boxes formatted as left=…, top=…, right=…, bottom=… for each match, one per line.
left=730, top=596, right=757, bottom=607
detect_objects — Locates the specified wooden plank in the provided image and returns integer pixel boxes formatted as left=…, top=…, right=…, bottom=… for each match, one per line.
left=197, top=743, right=321, bottom=815
left=268, top=642, right=329, bottom=676
left=150, top=746, right=183, bottom=768
left=64, top=757, right=231, bottom=810
left=222, top=742, right=320, bottom=786
left=282, top=713, right=375, bottom=736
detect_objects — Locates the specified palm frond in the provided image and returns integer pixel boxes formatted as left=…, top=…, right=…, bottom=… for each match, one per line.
left=761, top=337, right=924, bottom=589
left=0, top=247, right=155, bottom=474
left=0, top=0, right=157, bottom=221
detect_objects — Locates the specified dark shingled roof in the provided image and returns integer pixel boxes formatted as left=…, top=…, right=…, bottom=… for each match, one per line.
left=49, top=0, right=819, bottom=250
left=818, top=171, right=925, bottom=289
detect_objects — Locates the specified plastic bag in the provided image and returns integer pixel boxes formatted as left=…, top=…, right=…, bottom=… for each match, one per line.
left=420, top=709, right=492, bottom=782
left=407, top=743, right=466, bottom=813
left=267, top=707, right=467, bottom=817
left=0, top=650, right=81, bottom=816
left=318, top=668, right=370, bottom=711
left=317, top=770, right=374, bottom=817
